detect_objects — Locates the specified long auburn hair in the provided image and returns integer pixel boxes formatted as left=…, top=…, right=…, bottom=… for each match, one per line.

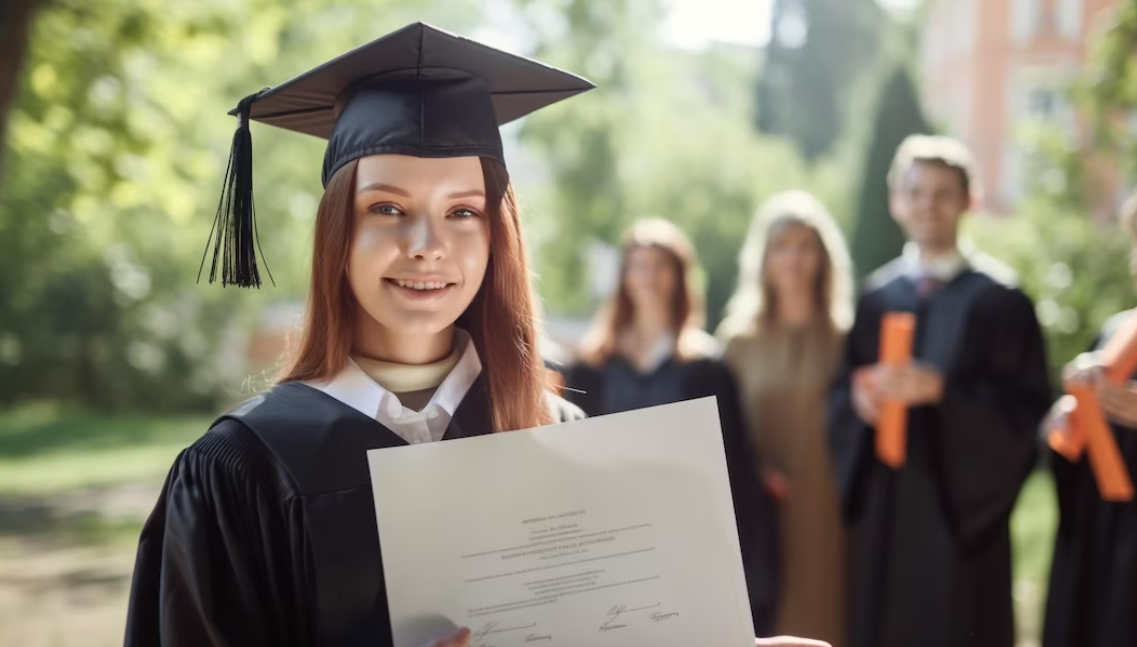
left=577, top=218, right=707, bottom=366
left=719, top=190, right=853, bottom=339
left=279, top=157, right=553, bottom=433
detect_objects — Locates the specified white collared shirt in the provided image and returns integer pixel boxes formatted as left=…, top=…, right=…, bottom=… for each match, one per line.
left=901, top=242, right=969, bottom=283
left=306, top=330, right=483, bottom=445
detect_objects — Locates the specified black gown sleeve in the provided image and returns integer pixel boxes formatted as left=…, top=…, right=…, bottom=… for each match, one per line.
left=827, top=294, right=880, bottom=523
left=932, top=287, right=1051, bottom=547
left=124, top=421, right=312, bottom=647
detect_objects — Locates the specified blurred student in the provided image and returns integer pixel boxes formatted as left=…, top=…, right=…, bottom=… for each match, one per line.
left=563, top=218, right=778, bottom=634
left=718, top=190, right=853, bottom=646
left=828, top=135, right=1051, bottom=647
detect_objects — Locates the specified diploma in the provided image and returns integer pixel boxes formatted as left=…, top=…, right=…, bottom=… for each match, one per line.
left=876, top=312, right=915, bottom=469
left=367, top=398, right=755, bottom=647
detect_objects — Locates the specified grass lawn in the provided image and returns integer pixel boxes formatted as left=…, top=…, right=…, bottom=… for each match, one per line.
left=0, top=403, right=213, bottom=647
left=1011, top=469, right=1059, bottom=646
left=0, top=402, right=210, bottom=496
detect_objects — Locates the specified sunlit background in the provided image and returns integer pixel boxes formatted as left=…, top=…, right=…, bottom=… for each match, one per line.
left=2, top=0, right=1137, bottom=645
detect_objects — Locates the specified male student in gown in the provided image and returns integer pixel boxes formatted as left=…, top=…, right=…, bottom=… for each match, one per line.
left=828, top=135, right=1052, bottom=647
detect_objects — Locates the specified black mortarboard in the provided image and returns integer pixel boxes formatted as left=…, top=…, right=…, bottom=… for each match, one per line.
left=201, top=22, right=594, bottom=288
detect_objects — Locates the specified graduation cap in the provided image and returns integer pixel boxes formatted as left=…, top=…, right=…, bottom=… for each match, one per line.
left=201, top=22, right=594, bottom=288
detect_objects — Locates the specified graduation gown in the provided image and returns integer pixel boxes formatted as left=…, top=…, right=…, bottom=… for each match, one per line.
left=828, top=260, right=1051, bottom=647
left=124, top=377, right=582, bottom=647
left=563, top=354, right=780, bottom=636
left=1044, top=310, right=1137, bottom=647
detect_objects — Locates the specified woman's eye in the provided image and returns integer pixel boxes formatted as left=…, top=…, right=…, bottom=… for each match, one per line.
left=370, top=204, right=403, bottom=216
left=450, top=208, right=479, bottom=219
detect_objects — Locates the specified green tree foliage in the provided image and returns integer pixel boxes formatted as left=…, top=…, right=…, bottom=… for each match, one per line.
left=1081, top=0, right=1137, bottom=175
left=1, top=0, right=857, bottom=410
left=515, top=0, right=838, bottom=327
left=755, top=0, right=884, bottom=160
left=0, top=0, right=476, bottom=410
left=966, top=202, right=1132, bottom=379
left=849, top=63, right=932, bottom=283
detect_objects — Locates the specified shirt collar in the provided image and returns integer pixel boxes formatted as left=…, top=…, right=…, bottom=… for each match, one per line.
left=901, top=242, right=969, bottom=283
left=308, top=328, right=482, bottom=422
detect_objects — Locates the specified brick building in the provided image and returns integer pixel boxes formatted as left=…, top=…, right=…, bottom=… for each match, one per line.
left=919, top=0, right=1120, bottom=214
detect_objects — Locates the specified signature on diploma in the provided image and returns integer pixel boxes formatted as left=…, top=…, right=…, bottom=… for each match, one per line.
left=600, top=602, right=680, bottom=632
left=470, top=620, right=544, bottom=647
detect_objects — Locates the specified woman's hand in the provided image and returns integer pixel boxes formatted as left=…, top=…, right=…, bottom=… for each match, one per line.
left=852, top=361, right=944, bottom=425
left=1096, top=381, right=1137, bottom=428
left=1060, top=352, right=1137, bottom=427
left=755, top=637, right=831, bottom=646
left=1062, top=352, right=1104, bottom=388
left=1041, top=394, right=1077, bottom=441
left=760, top=466, right=792, bottom=502
left=419, top=628, right=471, bottom=647
left=852, top=366, right=881, bottom=425
left=871, top=362, right=945, bottom=406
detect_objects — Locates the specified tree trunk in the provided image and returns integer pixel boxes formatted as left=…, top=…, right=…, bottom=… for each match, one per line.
left=0, top=0, right=41, bottom=188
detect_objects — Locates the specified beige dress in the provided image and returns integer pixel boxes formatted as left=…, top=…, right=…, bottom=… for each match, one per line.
left=724, top=322, right=847, bottom=646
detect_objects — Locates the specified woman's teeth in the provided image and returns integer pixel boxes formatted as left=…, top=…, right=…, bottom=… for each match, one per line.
left=393, top=279, right=448, bottom=290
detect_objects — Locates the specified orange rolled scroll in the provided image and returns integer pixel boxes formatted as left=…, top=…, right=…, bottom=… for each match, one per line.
left=1048, top=313, right=1137, bottom=501
left=876, top=312, right=916, bottom=469
left=1066, top=382, right=1134, bottom=501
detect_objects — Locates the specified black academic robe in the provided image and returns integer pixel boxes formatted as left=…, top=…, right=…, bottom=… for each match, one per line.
left=124, top=377, right=583, bottom=647
left=563, top=354, right=779, bottom=636
left=828, top=260, right=1051, bottom=647
left=1044, top=310, right=1137, bottom=647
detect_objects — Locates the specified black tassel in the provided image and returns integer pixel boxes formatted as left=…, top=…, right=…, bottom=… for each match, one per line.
left=198, top=92, right=274, bottom=288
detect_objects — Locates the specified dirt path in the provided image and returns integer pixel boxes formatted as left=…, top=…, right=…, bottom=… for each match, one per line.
left=0, top=484, right=158, bottom=647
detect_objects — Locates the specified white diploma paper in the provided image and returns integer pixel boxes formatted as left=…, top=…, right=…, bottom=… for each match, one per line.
left=367, top=397, right=755, bottom=647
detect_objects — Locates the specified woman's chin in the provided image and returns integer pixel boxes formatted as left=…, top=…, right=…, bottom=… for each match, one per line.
left=360, top=303, right=463, bottom=340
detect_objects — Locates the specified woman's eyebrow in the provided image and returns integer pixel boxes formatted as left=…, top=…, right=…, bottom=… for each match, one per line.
left=357, top=182, right=411, bottom=197
left=447, top=189, right=485, bottom=200
left=355, top=184, right=485, bottom=200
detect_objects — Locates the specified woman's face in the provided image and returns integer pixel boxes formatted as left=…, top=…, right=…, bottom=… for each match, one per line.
left=765, top=223, right=824, bottom=297
left=348, top=154, right=490, bottom=342
left=623, top=245, right=679, bottom=314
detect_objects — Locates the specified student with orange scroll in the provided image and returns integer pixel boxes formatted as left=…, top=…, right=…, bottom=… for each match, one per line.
left=827, top=135, right=1052, bottom=647
left=1043, top=190, right=1137, bottom=647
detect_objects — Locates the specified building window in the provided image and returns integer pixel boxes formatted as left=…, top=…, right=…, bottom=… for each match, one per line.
left=1057, top=0, right=1083, bottom=40
left=1016, top=81, right=1075, bottom=143
left=1012, top=0, right=1041, bottom=43
left=1029, top=88, right=1057, bottom=119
